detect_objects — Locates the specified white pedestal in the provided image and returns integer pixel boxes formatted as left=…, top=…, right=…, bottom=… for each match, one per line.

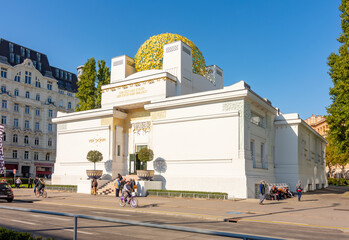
left=77, top=180, right=91, bottom=194
left=135, top=180, right=162, bottom=197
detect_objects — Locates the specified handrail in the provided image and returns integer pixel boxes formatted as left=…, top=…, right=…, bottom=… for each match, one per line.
left=0, top=205, right=284, bottom=240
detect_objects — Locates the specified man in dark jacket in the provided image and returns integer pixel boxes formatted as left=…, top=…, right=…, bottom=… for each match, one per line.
left=33, top=177, right=39, bottom=193
left=259, top=180, right=266, bottom=205
left=28, top=177, right=33, bottom=188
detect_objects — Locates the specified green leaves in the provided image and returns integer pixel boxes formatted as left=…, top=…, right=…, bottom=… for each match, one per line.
left=138, top=147, right=154, bottom=162
left=86, top=150, right=103, bottom=163
left=76, top=58, right=110, bottom=111
left=326, top=0, right=349, bottom=168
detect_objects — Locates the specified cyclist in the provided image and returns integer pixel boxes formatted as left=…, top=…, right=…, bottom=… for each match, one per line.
left=122, top=180, right=132, bottom=203
left=36, top=178, right=45, bottom=195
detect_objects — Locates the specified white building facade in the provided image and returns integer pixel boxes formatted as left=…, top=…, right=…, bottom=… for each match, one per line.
left=52, top=39, right=327, bottom=198
left=0, top=39, right=79, bottom=178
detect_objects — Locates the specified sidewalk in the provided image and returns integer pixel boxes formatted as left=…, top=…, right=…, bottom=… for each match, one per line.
left=13, top=186, right=349, bottom=232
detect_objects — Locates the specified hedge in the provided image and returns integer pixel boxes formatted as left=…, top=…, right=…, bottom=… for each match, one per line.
left=0, top=227, right=53, bottom=240
left=327, top=178, right=349, bottom=186
left=147, top=189, right=228, bottom=199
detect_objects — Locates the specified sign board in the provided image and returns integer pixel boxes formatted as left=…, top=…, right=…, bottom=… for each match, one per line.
left=0, top=124, right=4, bottom=175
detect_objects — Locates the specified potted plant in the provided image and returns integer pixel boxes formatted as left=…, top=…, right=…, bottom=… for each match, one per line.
left=136, top=147, right=154, bottom=180
left=86, top=150, right=103, bottom=179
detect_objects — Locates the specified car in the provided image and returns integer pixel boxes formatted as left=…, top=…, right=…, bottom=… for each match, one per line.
left=0, top=182, right=14, bottom=202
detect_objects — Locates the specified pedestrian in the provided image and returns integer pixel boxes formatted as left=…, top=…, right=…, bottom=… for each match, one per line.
left=28, top=177, right=33, bottom=188
left=15, top=177, right=22, bottom=188
left=259, top=180, right=266, bottom=205
left=92, top=179, right=98, bottom=195
left=115, top=178, right=120, bottom=197
left=117, top=173, right=123, bottom=181
left=34, top=177, right=39, bottom=194
left=296, top=180, right=303, bottom=201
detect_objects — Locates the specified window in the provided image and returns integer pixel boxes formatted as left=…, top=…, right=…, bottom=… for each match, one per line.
left=47, top=81, right=52, bottom=90
left=35, top=108, right=40, bottom=116
left=261, top=143, right=267, bottom=169
left=48, top=110, right=53, bottom=118
left=2, top=132, right=6, bottom=141
left=24, top=120, right=29, bottom=129
left=14, top=89, right=19, bottom=96
left=14, top=73, right=21, bottom=82
left=12, top=150, right=18, bottom=159
left=67, top=92, right=72, bottom=97
left=48, top=97, right=52, bottom=103
left=25, top=91, right=30, bottom=99
left=250, top=112, right=265, bottom=128
left=21, top=47, right=25, bottom=56
left=35, top=80, right=41, bottom=88
left=36, top=94, right=40, bottom=101
left=38, top=62, right=41, bottom=71
left=35, top=137, right=39, bottom=145
left=13, top=103, right=19, bottom=112
left=33, top=61, right=37, bottom=68
left=36, top=53, right=41, bottom=61
left=13, top=134, right=18, bottom=143
left=68, top=102, right=72, bottom=109
left=13, top=119, right=18, bottom=127
left=45, top=153, right=50, bottom=161
left=48, top=124, right=52, bottom=132
left=64, top=72, right=67, bottom=80
left=16, top=55, right=20, bottom=64
left=1, top=85, right=6, bottom=93
left=10, top=53, right=14, bottom=62
left=59, top=100, right=63, bottom=107
left=1, top=68, right=7, bottom=78
left=251, top=140, right=256, bottom=168
left=26, top=49, right=30, bottom=58
left=55, top=69, right=59, bottom=77
left=25, top=71, right=31, bottom=84
left=34, top=152, right=39, bottom=160
left=117, top=145, right=121, bottom=156
left=1, top=116, right=6, bottom=125
left=9, top=43, right=14, bottom=52
left=25, top=105, right=30, bottom=114
left=69, top=73, right=72, bottom=81
left=24, top=151, right=29, bottom=160
left=35, top=122, right=40, bottom=130
left=48, top=138, right=52, bottom=146
left=2, top=100, right=7, bottom=109
left=60, top=70, right=63, bottom=78
left=24, top=135, right=29, bottom=144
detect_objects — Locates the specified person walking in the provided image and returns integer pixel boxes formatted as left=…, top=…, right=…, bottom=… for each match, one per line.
left=115, top=178, right=120, bottom=197
left=28, top=177, right=33, bottom=188
left=296, top=180, right=303, bottom=201
left=15, top=177, right=22, bottom=188
left=259, top=180, right=266, bottom=205
left=92, top=179, right=98, bottom=196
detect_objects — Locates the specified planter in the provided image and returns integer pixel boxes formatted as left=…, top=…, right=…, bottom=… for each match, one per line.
left=86, top=170, right=103, bottom=179
left=136, top=170, right=154, bottom=180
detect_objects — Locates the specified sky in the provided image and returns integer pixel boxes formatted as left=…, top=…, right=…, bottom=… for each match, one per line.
left=1, top=0, right=341, bottom=119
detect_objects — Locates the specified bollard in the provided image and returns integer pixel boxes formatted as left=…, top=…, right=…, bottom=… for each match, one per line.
left=74, top=216, right=78, bottom=240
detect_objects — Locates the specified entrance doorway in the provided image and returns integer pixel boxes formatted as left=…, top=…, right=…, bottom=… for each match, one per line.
left=21, top=166, right=30, bottom=178
left=129, top=145, right=147, bottom=174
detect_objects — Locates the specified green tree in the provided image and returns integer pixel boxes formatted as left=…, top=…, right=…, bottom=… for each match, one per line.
left=76, top=58, right=97, bottom=111
left=96, top=60, right=110, bottom=108
left=327, top=0, right=349, bottom=169
left=86, top=150, right=103, bottom=170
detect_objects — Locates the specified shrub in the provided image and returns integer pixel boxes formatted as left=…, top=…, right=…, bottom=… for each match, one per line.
left=0, top=227, right=53, bottom=239
left=86, top=150, right=103, bottom=170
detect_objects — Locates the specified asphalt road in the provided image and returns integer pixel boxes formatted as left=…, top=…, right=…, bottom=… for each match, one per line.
left=0, top=195, right=347, bottom=240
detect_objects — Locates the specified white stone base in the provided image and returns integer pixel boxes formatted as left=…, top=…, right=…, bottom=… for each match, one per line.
left=77, top=180, right=92, bottom=194
left=135, top=180, right=162, bottom=197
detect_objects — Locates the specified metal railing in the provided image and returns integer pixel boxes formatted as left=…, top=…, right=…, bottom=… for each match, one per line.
left=0, top=205, right=284, bottom=240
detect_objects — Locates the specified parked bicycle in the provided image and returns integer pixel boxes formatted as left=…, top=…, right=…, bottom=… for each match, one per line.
left=120, top=194, right=138, bottom=208
left=35, top=189, right=47, bottom=198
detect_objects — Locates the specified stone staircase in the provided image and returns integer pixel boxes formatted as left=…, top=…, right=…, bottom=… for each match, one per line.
left=97, top=175, right=139, bottom=196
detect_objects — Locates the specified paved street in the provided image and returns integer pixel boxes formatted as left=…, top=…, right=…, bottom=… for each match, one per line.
left=0, top=186, right=348, bottom=239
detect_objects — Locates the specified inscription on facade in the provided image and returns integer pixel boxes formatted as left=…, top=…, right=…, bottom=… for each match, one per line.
left=89, top=138, right=106, bottom=143
left=116, top=87, right=147, bottom=98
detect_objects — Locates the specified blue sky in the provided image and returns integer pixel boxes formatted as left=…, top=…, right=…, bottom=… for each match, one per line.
left=1, top=0, right=341, bottom=119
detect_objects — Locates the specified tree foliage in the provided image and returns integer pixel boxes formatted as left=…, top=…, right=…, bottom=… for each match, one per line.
left=138, top=147, right=154, bottom=162
left=96, top=60, right=110, bottom=108
left=86, top=150, right=103, bottom=170
left=76, top=58, right=97, bottom=111
left=75, top=58, right=110, bottom=111
left=326, top=0, right=349, bottom=168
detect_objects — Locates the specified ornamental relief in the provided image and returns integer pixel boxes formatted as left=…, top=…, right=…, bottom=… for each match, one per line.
left=132, top=121, right=151, bottom=135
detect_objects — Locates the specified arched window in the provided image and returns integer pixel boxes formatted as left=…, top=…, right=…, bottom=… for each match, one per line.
left=68, top=102, right=72, bottom=109
left=24, top=135, right=29, bottom=144
left=13, top=134, right=18, bottom=143
left=35, top=137, right=39, bottom=145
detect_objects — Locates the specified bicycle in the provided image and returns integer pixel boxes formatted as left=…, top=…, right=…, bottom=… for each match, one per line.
left=35, top=188, right=47, bottom=198
left=120, top=193, right=138, bottom=208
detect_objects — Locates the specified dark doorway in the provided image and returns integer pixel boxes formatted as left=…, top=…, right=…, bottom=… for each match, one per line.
left=21, top=166, right=30, bottom=178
